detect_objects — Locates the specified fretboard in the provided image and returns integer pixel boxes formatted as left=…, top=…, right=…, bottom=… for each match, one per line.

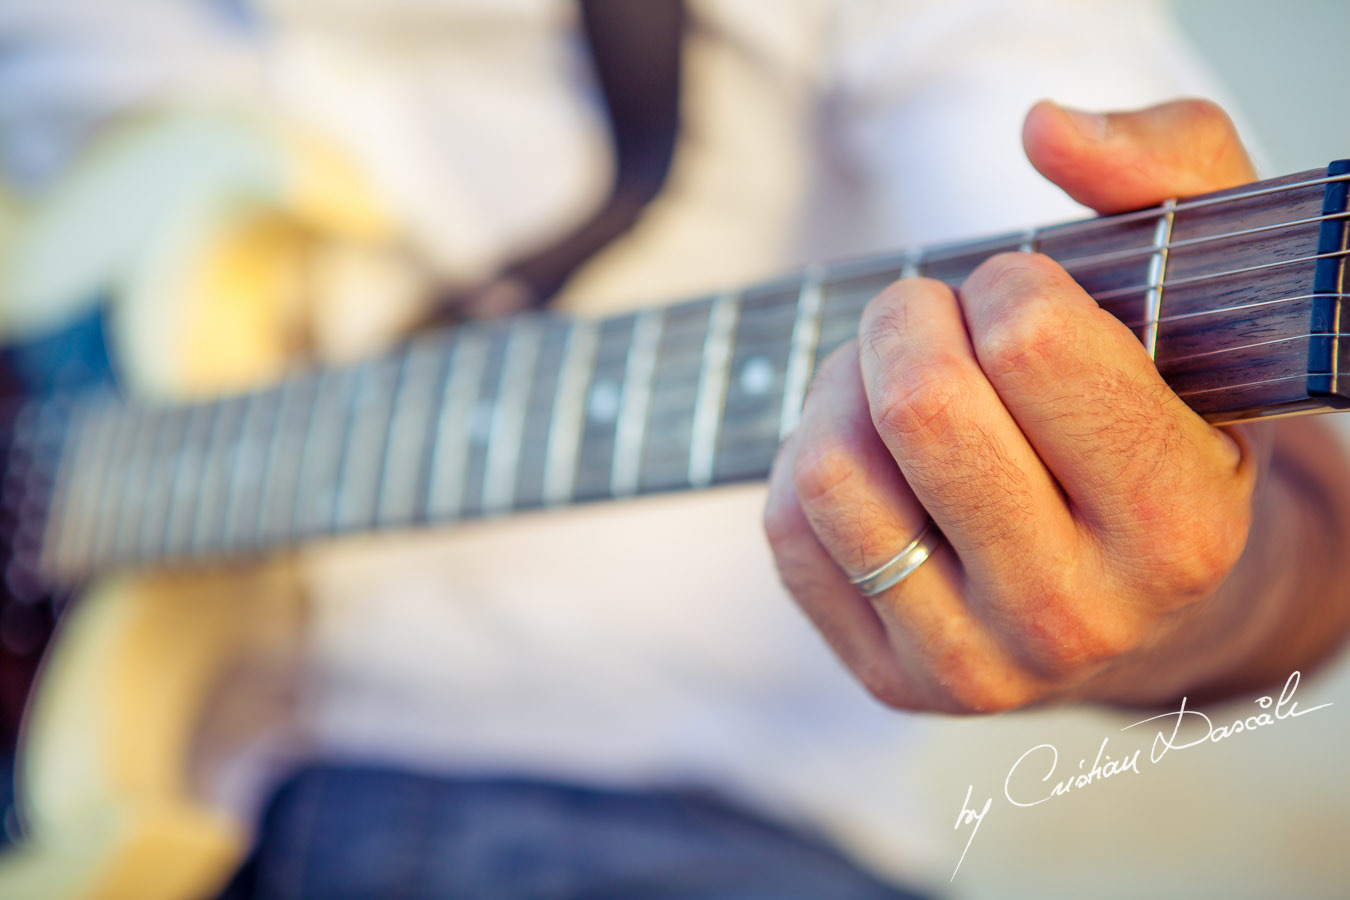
left=8, top=162, right=1350, bottom=586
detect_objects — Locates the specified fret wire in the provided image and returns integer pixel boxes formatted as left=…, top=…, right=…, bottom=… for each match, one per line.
left=611, top=310, right=663, bottom=497
left=323, top=361, right=376, bottom=529
left=132, top=403, right=187, bottom=559
left=325, top=366, right=366, bottom=532
left=158, top=399, right=218, bottom=555
left=110, top=401, right=166, bottom=563
left=191, top=395, right=248, bottom=554
left=539, top=320, right=595, bottom=505
left=1335, top=285, right=1344, bottom=391
left=378, top=334, right=448, bottom=525
left=39, top=396, right=98, bottom=577
left=87, top=402, right=142, bottom=566
left=569, top=316, right=641, bottom=497
left=334, top=358, right=404, bottom=530
left=363, top=347, right=412, bottom=529
left=482, top=318, right=542, bottom=514
left=1332, top=165, right=1348, bottom=394
left=1018, top=227, right=1038, bottom=253
left=10, top=402, right=55, bottom=565
left=294, top=368, right=360, bottom=534
left=426, top=332, right=489, bottom=521
left=779, top=263, right=825, bottom=438
left=272, top=374, right=331, bottom=538
left=219, top=388, right=266, bottom=550
left=252, top=374, right=314, bottom=544
left=688, top=291, right=741, bottom=487
left=900, top=247, right=921, bottom=278
left=1143, top=198, right=1177, bottom=359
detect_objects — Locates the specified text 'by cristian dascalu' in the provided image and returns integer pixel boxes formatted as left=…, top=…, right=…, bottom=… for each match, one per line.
left=949, top=671, right=1332, bottom=881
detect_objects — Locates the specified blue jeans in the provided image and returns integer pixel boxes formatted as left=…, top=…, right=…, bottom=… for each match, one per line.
left=218, top=764, right=933, bottom=900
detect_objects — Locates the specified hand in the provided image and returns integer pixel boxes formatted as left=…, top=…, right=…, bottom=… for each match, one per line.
left=763, top=99, right=1350, bottom=713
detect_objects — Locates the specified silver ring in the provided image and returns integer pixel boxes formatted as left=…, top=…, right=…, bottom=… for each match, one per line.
left=849, top=519, right=943, bottom=597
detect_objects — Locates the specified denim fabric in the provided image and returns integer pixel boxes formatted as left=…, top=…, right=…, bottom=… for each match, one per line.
left=218, top=764, right=933, bottom=900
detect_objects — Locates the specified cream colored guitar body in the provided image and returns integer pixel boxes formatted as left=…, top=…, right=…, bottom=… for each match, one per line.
left=1, top=565, right=304, bottom=900
left=0, top=110, right=411, bottom=899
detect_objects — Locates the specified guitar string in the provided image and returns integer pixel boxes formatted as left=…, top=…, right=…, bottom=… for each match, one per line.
left=847, top=246, right=1350, bottom=308
left=837, top=173, right=1350, bottom=279
left=1021, top=171, right=1349, bottom=238
left=1054, top=210, right=1350, bottom=270
left=1088, top=248, right=1350, bottom=302
left=1150, top=332, right=1338, bottom=366
left=1174, top=373, right=1330, bottom=399
left=896, top=208, right=1350, bottom=274
left=1119, top=292, right=1340, bottom=331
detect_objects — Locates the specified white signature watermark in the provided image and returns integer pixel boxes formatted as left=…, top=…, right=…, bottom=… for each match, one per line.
left=950, top=671, right=1332, bottom=881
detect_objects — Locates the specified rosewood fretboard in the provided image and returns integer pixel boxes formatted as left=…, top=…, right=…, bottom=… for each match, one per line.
left=6, top=162, right=1349, bottom=587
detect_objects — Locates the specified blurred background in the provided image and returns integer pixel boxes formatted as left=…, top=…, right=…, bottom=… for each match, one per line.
left=1, top=2, right=1349, bottom=899
left=1174, top=0, right=1350, bottom=174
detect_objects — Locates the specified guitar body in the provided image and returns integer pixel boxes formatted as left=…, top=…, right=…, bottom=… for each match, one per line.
left=3, top=564, right=303, bottom=900
left=0, top=114, right=394, bottom=897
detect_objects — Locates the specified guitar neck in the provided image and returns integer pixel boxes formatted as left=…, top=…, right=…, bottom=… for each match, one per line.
left=9, top=162, right=1350, bottom=586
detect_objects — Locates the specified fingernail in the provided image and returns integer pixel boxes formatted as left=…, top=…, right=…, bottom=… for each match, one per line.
left=1059, top=104, right=1110, bottom=142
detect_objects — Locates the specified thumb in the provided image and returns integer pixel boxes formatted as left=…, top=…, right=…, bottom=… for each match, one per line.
left=1022, top=98, right=1256, bottom=215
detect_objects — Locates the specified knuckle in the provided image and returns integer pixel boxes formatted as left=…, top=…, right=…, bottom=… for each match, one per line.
left=966, top=251, right=1062, bottom=301
left=791, top=437, right=862, bottom=508
left=1124, top=482, right=1251, bottom=602
left=874, top=275, right=953, bottom=309
left=860, top=278, right=954, bottom=352
left=923, top=629, right=1035, bottom=715
left=870, top=365, right=965, bottom=442
left=1154, top=518, right=1248, bottom=600
left=1019, top=582, right=1144, bottom=677
left=978, top=292, right=1076, bottom=381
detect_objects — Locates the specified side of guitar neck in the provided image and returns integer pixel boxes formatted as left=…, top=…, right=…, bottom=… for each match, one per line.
left=9, top=162, right=1350, bottom=586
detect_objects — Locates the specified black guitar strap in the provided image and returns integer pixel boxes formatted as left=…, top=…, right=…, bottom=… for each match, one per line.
left=430, top=0, right=685, bottom=320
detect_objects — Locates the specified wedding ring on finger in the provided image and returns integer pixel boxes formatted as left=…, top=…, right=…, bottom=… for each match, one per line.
left=849, top=519, right=944, bottom=597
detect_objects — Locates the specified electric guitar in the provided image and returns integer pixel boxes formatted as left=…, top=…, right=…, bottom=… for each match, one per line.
left=1, top=159, right=1348, bottom=900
